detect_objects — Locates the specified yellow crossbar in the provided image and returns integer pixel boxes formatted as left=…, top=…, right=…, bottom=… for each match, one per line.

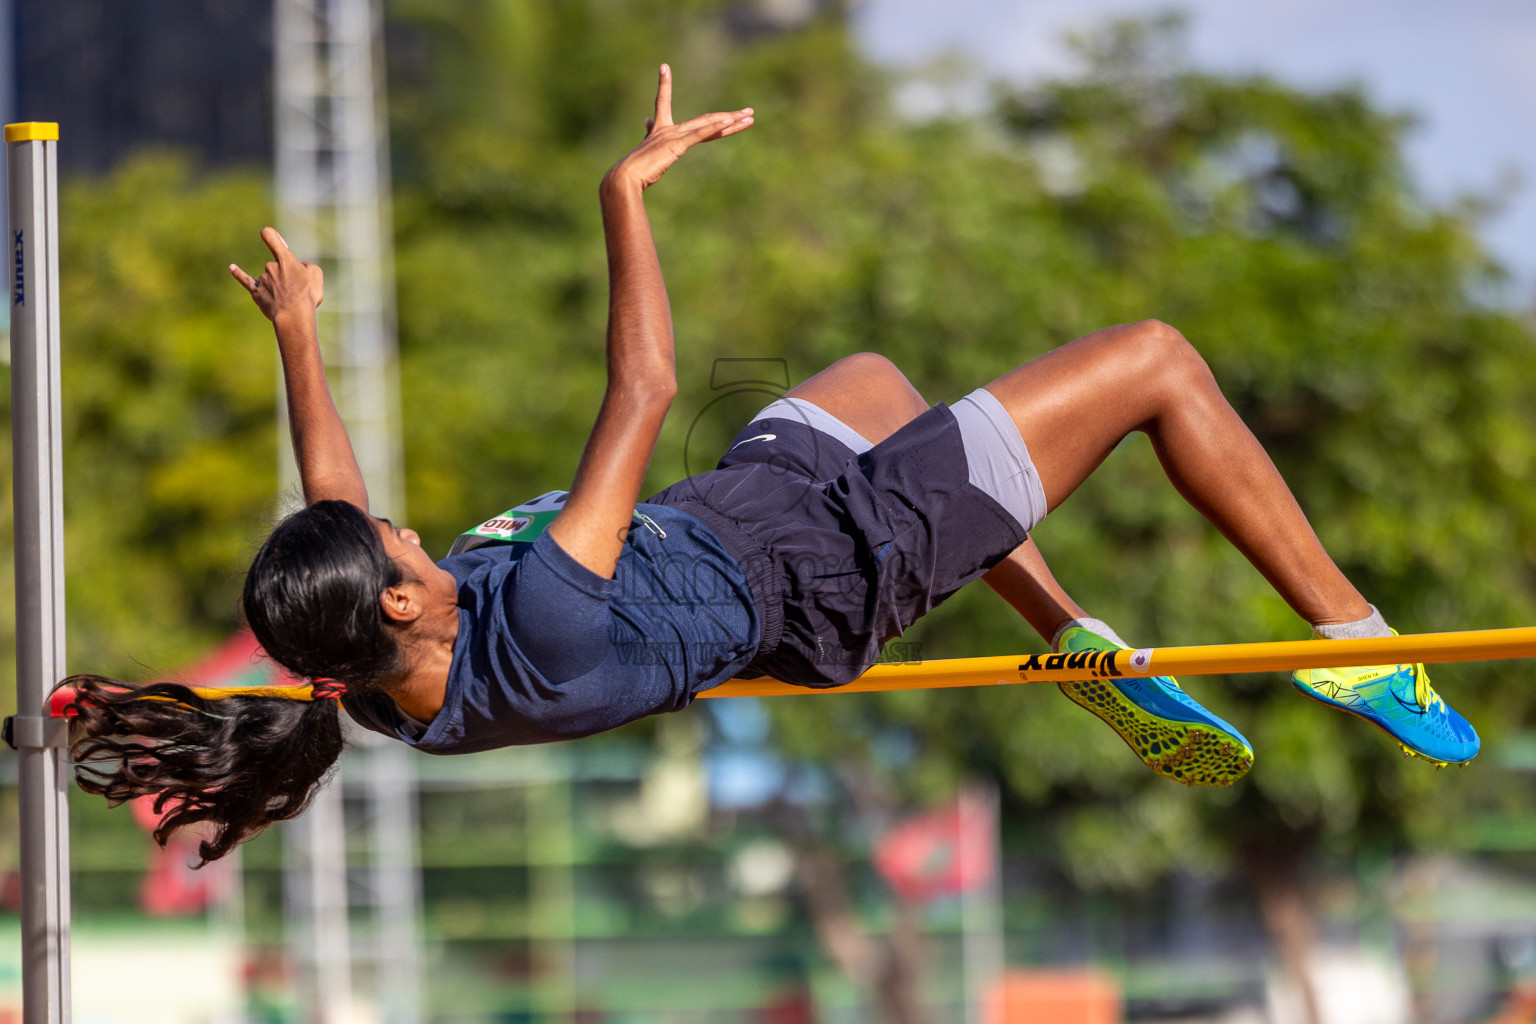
left=702, top=626, right=1536, bottom=698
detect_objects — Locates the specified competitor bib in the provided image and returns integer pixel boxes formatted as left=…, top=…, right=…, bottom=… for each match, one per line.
left=448, top=491, right=666, bottom=557
left=448, top=491, right=568, bottom=556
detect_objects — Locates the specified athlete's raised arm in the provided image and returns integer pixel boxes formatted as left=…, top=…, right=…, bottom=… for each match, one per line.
left=229, top=227, right=369, bottom=511
left=549, top=64, right=754, bottom=576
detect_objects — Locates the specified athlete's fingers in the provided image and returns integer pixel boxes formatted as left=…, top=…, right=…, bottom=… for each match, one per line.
left=676, top=109, right=753, bottom=144
left=228, top=264, right=258, bottom=292
left=708, top=108, right=754, bottom=139
left=644, top=116, right=655, bottom=137
left=260, top=225, right=291, bottom=260
left=653, top=63, right=673, bottom=128
left=714, top=113, right=755, bottom=139
left=674, top=110, right=740, bottom=137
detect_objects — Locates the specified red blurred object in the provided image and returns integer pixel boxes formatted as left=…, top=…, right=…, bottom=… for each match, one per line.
left=0, top=870, right=22, bottom=913
left=760, top=986, right=815, bottom=1024
left=129, top=794, right=163, bottom=834
left=131, top=793, right=233, bottom=917
left=1487, top=983, right=1536, bottom=1023
left=173, top=629, right=266, bottom=684
left=872, top=793, right=994, bottom=903
left=118, top=631, right=272, bottom=916
left=983, top=970, right=1121, bottom=1024
left=139, top=831, right=229, bottom=917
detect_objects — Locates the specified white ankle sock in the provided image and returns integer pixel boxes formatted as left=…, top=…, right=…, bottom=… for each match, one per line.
left=1052, top=617, right=1129, bottom=651
left=1312, top=605, right=1391, bottom=640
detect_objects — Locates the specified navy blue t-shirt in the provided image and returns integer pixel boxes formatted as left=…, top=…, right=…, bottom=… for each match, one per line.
left=343, top=503, right=759, bottom=752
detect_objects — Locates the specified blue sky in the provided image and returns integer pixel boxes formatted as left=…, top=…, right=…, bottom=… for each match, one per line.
left=854, top=0, right=1536, bottom=300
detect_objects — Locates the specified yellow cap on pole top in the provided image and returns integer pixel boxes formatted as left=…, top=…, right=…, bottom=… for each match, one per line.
left=4, top=123, right=60, bottom=142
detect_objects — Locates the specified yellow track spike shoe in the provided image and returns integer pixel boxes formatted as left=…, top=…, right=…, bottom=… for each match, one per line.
left=1291, top=632, right=1479, bottom=766
left=1056, top=626, right=1254, bottom=787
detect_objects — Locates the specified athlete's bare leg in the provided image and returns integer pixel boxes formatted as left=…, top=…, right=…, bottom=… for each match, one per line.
left=982, top=320, right=1369, bottom=626
left=789, top=345, right=1265, bottom=786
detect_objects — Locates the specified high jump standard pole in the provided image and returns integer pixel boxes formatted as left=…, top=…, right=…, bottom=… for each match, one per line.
left=7, top=121, right=71, bottom=1024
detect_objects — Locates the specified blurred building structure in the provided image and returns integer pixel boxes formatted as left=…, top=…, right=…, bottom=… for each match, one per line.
left=9, top=0, right=272, bottom=173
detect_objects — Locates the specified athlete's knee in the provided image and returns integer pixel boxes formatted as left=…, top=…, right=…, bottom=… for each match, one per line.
left=1125, top=318, right=1191, bottom=358
left=1125, top=320, right=1214, bottom=390
left=840, top=352, right=924, bottom=404
left=837, top=351, right=904, bottom=381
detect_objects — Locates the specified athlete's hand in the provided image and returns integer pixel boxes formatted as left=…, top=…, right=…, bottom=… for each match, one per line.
left=228, top=227, right=325, bottom=322
left=602, top=64, right=753, bottom=195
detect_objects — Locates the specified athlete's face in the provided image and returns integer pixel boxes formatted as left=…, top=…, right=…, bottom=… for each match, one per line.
left=372, top=517, right=459, bottom=620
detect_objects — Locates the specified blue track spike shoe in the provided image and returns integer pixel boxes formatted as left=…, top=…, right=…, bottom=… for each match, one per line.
left=1056, top=626, right=1254, bottom=787
left=1291, top=633, right=1479, bottom=766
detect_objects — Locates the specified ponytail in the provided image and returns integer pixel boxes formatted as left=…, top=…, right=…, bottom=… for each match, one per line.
left=65, top=499, right=407, bottom=864
left=65, top=675, right=345, bottom=865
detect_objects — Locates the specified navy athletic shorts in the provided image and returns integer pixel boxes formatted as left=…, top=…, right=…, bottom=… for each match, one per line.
left=648, top=390, right=1049, bottom=688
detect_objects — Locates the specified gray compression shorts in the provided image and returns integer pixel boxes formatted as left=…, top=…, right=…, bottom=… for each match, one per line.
left=754, top=389, right=1049, bottom=532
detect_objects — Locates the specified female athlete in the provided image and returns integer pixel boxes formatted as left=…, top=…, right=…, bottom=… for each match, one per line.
left=63, top=67, right=1476, bottom=864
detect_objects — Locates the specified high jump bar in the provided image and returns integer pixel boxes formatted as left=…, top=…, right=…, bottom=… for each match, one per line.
left=703, top=626, right=1536, bottom=698
left=28, top=629, right=1536, bottom=715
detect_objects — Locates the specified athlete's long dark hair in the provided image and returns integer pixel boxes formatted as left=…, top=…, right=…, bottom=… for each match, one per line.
left=64, top=500, right=406, bottom=864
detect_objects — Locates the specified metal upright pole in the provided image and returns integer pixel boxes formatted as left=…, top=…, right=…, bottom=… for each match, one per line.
left=7, top=121, right=71, bottom=1024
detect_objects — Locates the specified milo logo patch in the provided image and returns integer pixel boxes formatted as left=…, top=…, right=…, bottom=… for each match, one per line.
left=478, top=514, right=534, bottom=538
left=449, top=491, right=569, bottom=556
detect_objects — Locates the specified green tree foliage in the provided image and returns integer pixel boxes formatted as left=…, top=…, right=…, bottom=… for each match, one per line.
left=0, top=157, right=274, bottom=707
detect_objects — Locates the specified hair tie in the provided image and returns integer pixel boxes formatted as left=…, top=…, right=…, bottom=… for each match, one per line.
left=310, top=679, right=346, bottom=701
